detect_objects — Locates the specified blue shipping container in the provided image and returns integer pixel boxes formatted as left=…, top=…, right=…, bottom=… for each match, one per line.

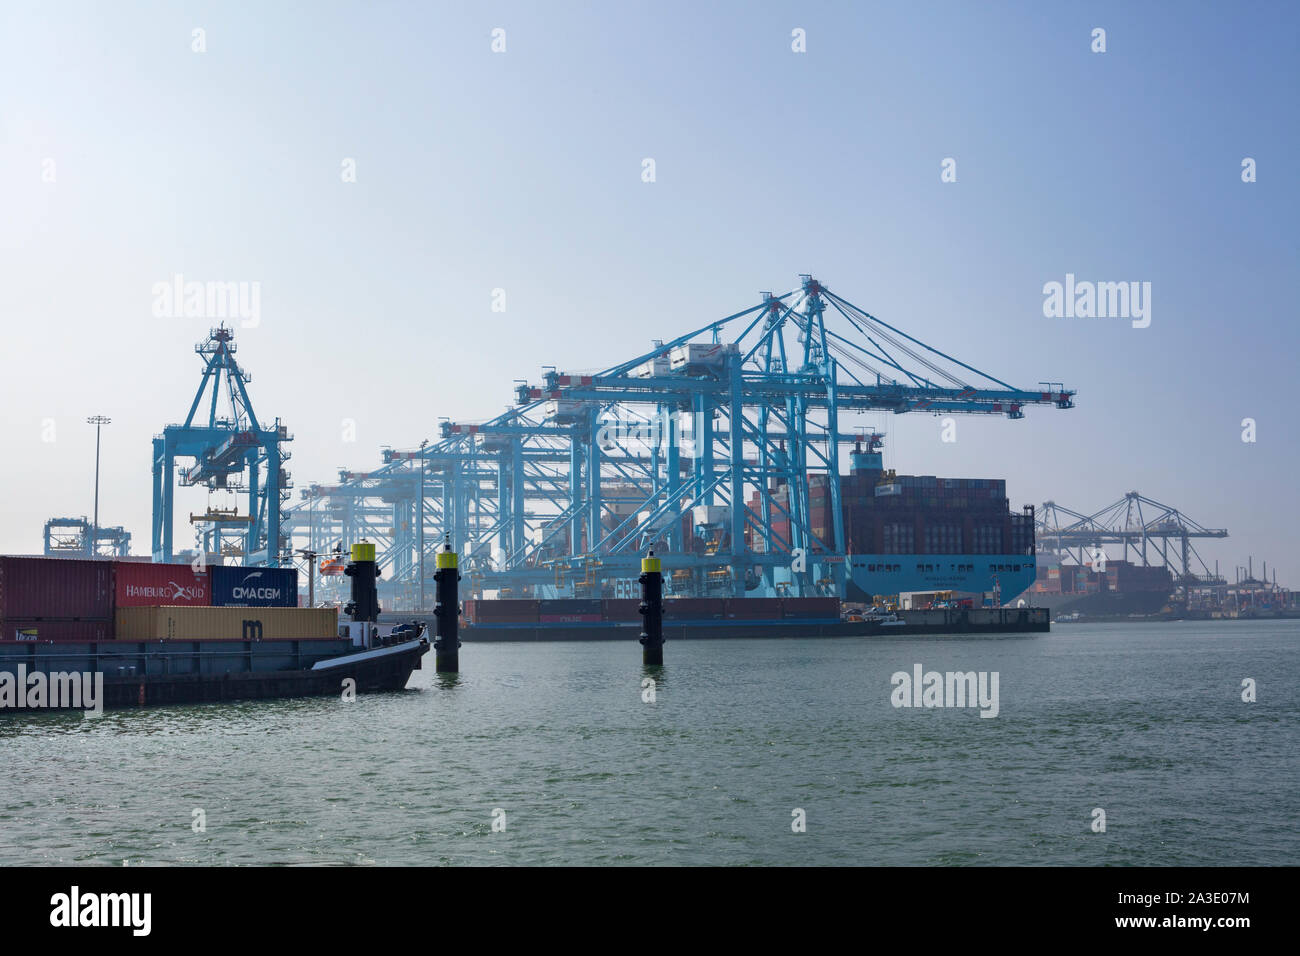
left=211, top=566, right=298, bottom=607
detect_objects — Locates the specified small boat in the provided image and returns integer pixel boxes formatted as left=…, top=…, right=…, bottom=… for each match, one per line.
left=863, top=609, right=906, bottom=627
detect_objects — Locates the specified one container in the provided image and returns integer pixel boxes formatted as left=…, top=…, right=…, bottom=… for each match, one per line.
left=662, top=598, right=726, bottom=620
left=540, top=613, right=602, bottom=624
left=0, top=556, right=113, bottom=621
left=723, top=597, right=785, bottom=619
left=114, top=561, right=211, bottom=607
left=115, top=606, right=338, bottom=641
left=538, top=597, right=602, bottom=623
left=463, top=600, right=540, bottom=624
left=601, top=598, right=642, bottom=622
left=1, top=618, right=114, bottom=643
left=781, top=597, right=841, bottom=620
left=210, top=566, right=298, bottom=607
left=538, top=599, right=602, bottom=615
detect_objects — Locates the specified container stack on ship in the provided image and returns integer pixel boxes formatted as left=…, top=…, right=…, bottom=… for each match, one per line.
left=746, top=440, right=1037, bottom=607
left=1027, top=552, right=1177, bottom=620
left=0, top=554, right=427, bottom=712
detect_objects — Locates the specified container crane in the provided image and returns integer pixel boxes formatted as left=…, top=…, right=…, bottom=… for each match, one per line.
left=285, top=275, right=1076, bottom=605
left=151, top=326, right=292, bottom=566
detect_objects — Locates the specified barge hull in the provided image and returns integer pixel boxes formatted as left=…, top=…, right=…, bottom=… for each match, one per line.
left=0, top=637, right=429, bottom=712
left=460, top=607, right=1049, bottom=641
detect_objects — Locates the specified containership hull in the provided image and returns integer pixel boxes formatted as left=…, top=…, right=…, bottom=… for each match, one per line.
left=844, top=554, right=1036, bottom=604
left=458, top=607, right=1048, bottom=641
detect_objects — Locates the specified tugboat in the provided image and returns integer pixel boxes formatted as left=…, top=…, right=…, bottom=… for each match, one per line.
left=0, top=544, right=429, bottom=713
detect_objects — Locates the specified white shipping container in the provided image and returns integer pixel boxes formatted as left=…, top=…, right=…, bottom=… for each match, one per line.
left=630, top=356, right=671, bottom=378
left=544, top=400, right=586, bottom=423
left=692, top=505, right=729, bottom=526
left=638, top=510, right=678, bottom=533
left=669, top=343, right=737, bottom=371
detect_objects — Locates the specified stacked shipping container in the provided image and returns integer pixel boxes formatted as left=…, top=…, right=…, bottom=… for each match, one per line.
left=0, top=556, right=309, bottom=642
left=744, top=467, right=1028, bottom=558
left=461, top=596, right=840, bottom=625
left=0, top=556, right=113, bottom=642
left=115, top=562, right=211, bottom=607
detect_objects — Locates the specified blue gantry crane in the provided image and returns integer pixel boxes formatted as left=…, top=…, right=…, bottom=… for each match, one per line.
left=283, top=275, right=1076, bottom=606
left=151, top=326, right=292, bottom=566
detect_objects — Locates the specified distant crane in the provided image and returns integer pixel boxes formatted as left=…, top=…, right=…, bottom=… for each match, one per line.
left=1037, top=492, right=1227, bottom=582
left=43, top=516, right=131, bottom=557
left=150, top=326, right=292, bottom=566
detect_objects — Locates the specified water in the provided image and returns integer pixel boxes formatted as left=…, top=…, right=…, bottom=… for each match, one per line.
left=2, top=620, right=1297, bottom=866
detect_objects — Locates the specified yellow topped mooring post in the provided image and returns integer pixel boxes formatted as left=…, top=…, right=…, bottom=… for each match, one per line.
left=639, top=549, right=664, bottom=666
left=433, top=536, right=461, bottom=672
left=344, top=540, right=381, bottom=633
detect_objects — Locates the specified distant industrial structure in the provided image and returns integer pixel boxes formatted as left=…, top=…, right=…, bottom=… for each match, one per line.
left=1027, top=492, right=1299, bottom=618
left=42, top=516, right=131, bottom=558
left=1037, top=492, right=1228, bottom=583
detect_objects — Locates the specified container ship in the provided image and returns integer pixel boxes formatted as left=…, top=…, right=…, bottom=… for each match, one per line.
left=0, top=550, right=427, bottom=713
left=745, top=443, right=1037, bottom=605
left=1027, top=553, right=1177, bottom=620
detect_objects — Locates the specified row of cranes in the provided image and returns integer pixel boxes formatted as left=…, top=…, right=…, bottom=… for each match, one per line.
left=280, top=275, right=1076, bottom=607
left=1037, top=492, right=1229, bottom=582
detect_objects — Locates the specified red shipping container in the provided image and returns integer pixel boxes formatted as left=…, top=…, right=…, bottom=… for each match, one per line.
left=724, top=597, right=785, bottom=619
left=2, top=618, right=114, bottom=643
left=602, top=599, right=642, bottom=621
left=114, top=561, right=211, bottom=607
left=464, top=599, right=540, bottom=624
left=662, top=598, right=725, bottom=620
left=538, top=599, right=602, bottom=615
left=782, top=597, right=841, bottom=619
left=0, top=556, right=113, bottom=621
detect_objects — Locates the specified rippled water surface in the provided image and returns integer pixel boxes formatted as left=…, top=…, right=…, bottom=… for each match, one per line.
left=3, top=620, right=1296, bottom=865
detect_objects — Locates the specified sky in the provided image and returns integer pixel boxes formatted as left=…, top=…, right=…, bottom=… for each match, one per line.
left=1, top=1, right=1296, bottom=582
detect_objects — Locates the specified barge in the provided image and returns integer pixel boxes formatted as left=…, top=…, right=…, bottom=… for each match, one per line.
left=0, top=634, right=428, bottom=711
left=0, top=547, right=427, bottom=714
left=448, top=606, right=1049, bottom=641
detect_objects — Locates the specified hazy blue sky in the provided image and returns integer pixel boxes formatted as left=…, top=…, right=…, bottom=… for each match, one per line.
left=1, top=2, right=1296, bottom=581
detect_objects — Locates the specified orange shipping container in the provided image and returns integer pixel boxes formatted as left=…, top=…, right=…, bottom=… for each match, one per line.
left=115, top=606, right=338, bottom=641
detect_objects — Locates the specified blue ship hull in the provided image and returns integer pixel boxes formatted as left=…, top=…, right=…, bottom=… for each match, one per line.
left=845, top=553, right=1036, bottom=602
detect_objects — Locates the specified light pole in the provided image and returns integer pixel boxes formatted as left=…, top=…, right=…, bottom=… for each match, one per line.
left=86, top=415, right=111, bottom=557
left=297, top=548, right=317, bottom=607
left=419, top=438, right=428, bottom=611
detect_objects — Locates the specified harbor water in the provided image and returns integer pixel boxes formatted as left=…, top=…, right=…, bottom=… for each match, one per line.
left=2, top=620, right=1296, bottom=866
